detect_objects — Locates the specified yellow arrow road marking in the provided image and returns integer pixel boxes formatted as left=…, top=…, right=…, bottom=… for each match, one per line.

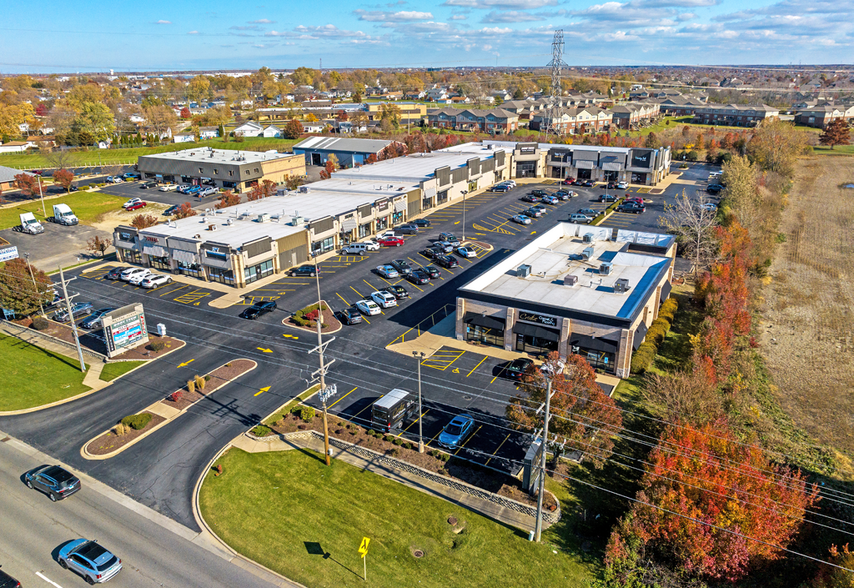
left=177, top=359, right=195, bottom=368
left=255, top=386, right=271, bottom=397
left=257, top=347, right=273, bottom=353
left=282, top=334, right=299, bottom=339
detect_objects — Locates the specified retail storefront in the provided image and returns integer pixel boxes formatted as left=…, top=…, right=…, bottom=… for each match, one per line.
left=514, top=320, right=560, bottom=355
left=463, top=312, right=505, bottom=347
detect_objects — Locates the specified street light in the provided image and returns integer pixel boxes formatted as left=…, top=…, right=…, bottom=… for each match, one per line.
left=461, top=189, right=468, bottom=242
left=412, top=351, right=426, bottom=453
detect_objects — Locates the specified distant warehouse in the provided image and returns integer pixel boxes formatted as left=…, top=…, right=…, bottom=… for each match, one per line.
left=293, top=137, right=401, bottom=167
left=137, top=147, right=305, bottom=192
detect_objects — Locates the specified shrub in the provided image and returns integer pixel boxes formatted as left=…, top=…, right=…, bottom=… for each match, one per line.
left=194, top=375, right=206, bottom=390
left=121, top=413, right=152, bottom=430
left=251, top=425, right=271, bottom=437
left=388, top=448, right=400, bottom=457
left=170, top=390, right=182, bottom=403
left=384, top=435, right=395, bottom=443
left=149, top=341, right=165, bottom=352
left=631, top=342, right=657, bottom=374
left=349, top=429, right=358, bottom=435
left=113, top=423, right=128, bottom=436
left=393, top=438, right=403, bottom=446
left=204, top=375, right=211, bottom=382
left=272, top=419, right=283, bottom=427
left=367, top=429, right=376, bottom=436
left=290, top=405, right=302, bottom=415
left=187, top=379, right=195, bottom=394
left=403, top=442, right=412, bottom=450
left=441, top=453, right=450, bottom=462
left=658, top=298, right=679, bottom=323
left=32, top=317, right=50, bottom=331
left=214, top=464, right=223, bottom=476
left=300, top=406, right=315, bottom=422
left=647, top=317, right=671, bottom=345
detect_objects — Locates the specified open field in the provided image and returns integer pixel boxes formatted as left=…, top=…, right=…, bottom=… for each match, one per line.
left=0, top=334, right=90, bottom=411
left=0, top=137, right=302, bottom=169
left=759, top=156, right=854, bottom=461
left=0, top=192, right=127, bottom=231
left=199, top=448, right=596, bottom=588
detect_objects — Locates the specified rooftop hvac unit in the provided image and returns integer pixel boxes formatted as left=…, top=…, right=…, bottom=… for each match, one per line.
left=583, top=233, right=594, bottom=244
left=299, top=186, right=311, bottom=193
left=291, top=215, right=304, bottom=226
left=563, top=274, right=578, bottom=286
left=582, top=246, right=595, bottom=261
left=517, top=264, right=532, bottom=278
left=207, top=224, right=217, bottom=231
left=226, top=218, right=233, bottom=226
left=257, top=213, right=270, bottom=223
left=599, top=262, right=612, bottom=276
left=614, top=278, right=631, bottom=293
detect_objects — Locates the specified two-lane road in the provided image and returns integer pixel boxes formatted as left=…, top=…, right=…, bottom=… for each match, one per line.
left=0, top=434, right=289, bottom=587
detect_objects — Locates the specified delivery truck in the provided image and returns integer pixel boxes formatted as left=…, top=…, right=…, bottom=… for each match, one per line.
left=18, top=212, right=44, bottom=235
left=51, top=203, right=79, bottom=226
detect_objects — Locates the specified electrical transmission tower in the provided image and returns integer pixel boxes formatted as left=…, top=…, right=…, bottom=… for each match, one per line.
left=544, top=30, right=567, bottom=137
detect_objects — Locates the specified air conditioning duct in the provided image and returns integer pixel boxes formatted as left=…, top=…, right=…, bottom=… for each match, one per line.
left=582, top=247, right=594, bottom=261
left=517, top=264, right=531, bottom=278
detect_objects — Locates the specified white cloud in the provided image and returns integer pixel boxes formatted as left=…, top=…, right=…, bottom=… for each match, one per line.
left=442, top=0, right=557, bottom=9
left=355, top=10, right=434, bottom=21
left=155, top=20, right=171, bottom=25
left=187, top=30, right=199, bottom=35
left=249, top=19, right=276, bottom=24
left=450, top=14, right=468, bottom=19
left=480, top=10, right=545, bottom=22
left=230, top=25, right=259, bottom=31
left=602, top=30, right=640, bottom=40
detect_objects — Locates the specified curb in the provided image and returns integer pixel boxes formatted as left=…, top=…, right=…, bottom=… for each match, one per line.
left=80, top=359, right=257, bottom=460
left=260, top=384, right=322, bottom=426
left=281, top=300, right=342, bottom=335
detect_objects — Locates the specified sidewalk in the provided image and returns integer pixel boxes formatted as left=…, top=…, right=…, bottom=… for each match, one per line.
left=231, top=432, right=553, bottom=532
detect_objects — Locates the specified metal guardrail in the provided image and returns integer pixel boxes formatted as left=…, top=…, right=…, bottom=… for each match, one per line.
left=388, top=304, right=455, bottom=346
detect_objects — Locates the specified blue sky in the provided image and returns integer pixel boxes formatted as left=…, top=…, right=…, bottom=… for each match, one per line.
left=0, top=0, right=850, bottom=73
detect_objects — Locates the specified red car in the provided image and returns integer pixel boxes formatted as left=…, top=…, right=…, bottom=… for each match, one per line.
left=377, top=236, right=404, bottom=247
left=625, top=197, right=645, bottom=204
left=125, top=201, right=147, bottom=211
left=562, top=177, right=576, bottom=185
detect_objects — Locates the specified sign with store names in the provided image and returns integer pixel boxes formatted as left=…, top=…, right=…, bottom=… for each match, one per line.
left=517, top=311, right=558, bottom=328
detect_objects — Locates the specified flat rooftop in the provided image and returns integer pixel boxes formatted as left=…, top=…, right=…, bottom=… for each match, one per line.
left=138, top=147, right=296, bottom=165
left=460, top=223, right=673, bottom=321
left=482, top=139, right=633, bottom=155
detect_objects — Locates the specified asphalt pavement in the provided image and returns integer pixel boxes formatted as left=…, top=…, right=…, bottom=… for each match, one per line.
left=0, top=432, right=283, bottom=587
left=0, top=162, right=718, bottom=532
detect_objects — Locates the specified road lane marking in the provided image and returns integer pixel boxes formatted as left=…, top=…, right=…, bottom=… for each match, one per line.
left=159, top=284, right=187, bottom=297
left=178, top=359, right=195, bottom=368
left=255, top=385, right=271, bottom=397
left=485, top=433, right=512, bottom=466
left=257, top=347, right=273, bottom=353
left=467, top=355, right=488, bottom=377
left=35, top=572, right=63, bottom=588
left=329, top=387, right=357, bottom=409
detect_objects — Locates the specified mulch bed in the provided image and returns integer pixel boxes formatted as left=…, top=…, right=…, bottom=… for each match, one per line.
left=86, top=412, right=165, bottom=456
left=161, top=359, right=255, bottom=411
left=283, top=305, right=341, bottom=334
left=14, top=317, right=182, bottom=359
left=265, top=412, right=557, bottom=510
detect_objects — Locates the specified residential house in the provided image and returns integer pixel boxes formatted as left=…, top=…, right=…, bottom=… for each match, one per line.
left=425, top=88, right=449, bottom=102
left=610, top=102, right=661, bottom=130
left=233, top=121, right=264, bottom=137
left=262, top=125, right=283, bottom=138
left=173, top=131, right=196, bottom=144
left=365, top=102, right=427, bottom=125
left=529, top=107, right=613, bottom=135
left=0, top=141, right=36, bottom=153
left=794, top=104, right=854, bottom=128
left=199, top=126, right=219, bottom=140
left=691, top=104, right=780, bottom=126
left=426, top=108, right=519, bottom=133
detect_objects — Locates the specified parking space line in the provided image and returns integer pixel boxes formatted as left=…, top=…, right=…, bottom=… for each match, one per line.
left=422, top=350, right=465, bottom=371
left=425, top=430, right=442, bottom=448
left=485, top=433, right=512, bottom=466
left=160, top=284, right=187, bottom=297
left=336, top=292, right=350, bottom=306
left=329, top=387, right=357, bottom=409
left=363, top=279, right=380, bottom=293
left=350, top=401, right=375, bottom=425
left=467, top=355, right=488, bottom=377
left=454, top=425, right=482, bottom=455
left=398, top=409, right=429, bottom=436
left=490, top=364, right=508, bottom=384
left=349, top=285, right=364, bottom=299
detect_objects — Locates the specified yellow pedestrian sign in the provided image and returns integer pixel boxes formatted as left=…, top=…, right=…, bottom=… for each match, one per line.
left=358, top=537, right=370, bottom=558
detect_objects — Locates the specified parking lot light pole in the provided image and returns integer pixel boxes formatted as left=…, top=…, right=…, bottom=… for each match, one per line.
left=412, top=351, right=426, bottom=453
left=534, top=380, right=552, bottom=543
left=461, top=189, right=468, bottom=242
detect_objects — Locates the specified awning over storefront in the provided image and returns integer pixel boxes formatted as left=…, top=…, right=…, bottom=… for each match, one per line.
left=464, top=312, right=505, bottom=331
left=394, top=199, right=407, bottom=213
left=143, top=245, right=167, bottom=258
left=514, top=321, right=560, bottom=341
left=574, top=160, right=595, bottom=169
left=570, top=333, right=618, bottom=354
left=340, top=217, right=358, bottom=231
left=602, top=162, right=624, bottom=171
left=633, top=322, right=648, bottom=350
left=660, top=280, right=673, bottom=302
left=172, top=249, right=199, bottom=265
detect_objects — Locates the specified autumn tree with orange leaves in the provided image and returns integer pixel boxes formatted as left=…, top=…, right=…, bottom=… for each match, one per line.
left=505, top=351, right=622, bottom=468
left=605, top=421, right=819, bottom=584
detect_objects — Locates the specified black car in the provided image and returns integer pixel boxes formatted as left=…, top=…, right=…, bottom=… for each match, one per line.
left=599, top=194, right=617, bottom=203
left=396, top=224, right=419, bottom=235
left=617, top=202, right=645, bottom=214
left=412, top=218, right=431, bottom=228
left=424, top=265, right=441, bottom=279
left=239, top=300, right=277, bottom=319
left=106, top=266, right=129, bottom=280
left=163, top=204, right=180, bottom=216
left=435, top=254, right=459, bottom=269
left=383, top=285, right=410, bottom=300
left=438, top=232, right=459, bottom=243
left=407, top=269, right=430, bottom=284
left=288, top=265, right=317, bottom=277
left=582, top=180, right=595, bottom=187
left=707, top=183, right=724, bottom=194
left=139, top=181, right=158, bottom=189
left=504, top=358, right=534, bottom=380
left=25, top=465, right=81, bottom=502
left=525, top=207, right=544, bottom=218
left=390, top=259, right=413, bottom=276
left=0, top=567, right=21, bottom=588
left=336, top=307, right=363, bottom=325
left=522, top=194, right=541, bottom=203
left=432, top=241, right=454, bottom=253
left=420, top=248, right=439, bottom=259
left=530, top=189, right=548, bottom=197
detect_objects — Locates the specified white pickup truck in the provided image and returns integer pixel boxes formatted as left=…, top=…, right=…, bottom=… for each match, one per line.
left=51, top=203, right=79, bottom=226
left=18, top=212, right=45, bottom=234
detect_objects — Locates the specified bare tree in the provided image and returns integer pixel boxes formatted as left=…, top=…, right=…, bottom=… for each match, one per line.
left=657, top=189, right=719, bottom=276
left=44, top=147, right=77, bottom=171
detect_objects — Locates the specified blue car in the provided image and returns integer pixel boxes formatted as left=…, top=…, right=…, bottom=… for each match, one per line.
left=438, top=414, right=475, bottom=450
left=58, top=539, right=122, bottom=584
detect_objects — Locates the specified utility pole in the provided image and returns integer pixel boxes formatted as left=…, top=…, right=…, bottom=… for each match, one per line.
left=534, top=380, right=552, bottom=542
left=37, top=175, right=46, bottom=218
left=412, top=351, right=425, bottom=453
left=57, top=266, right=86, bottom=373
left=461, top=189, right=468, bottom=241
left=308, top=253, right=335, bottom=466
left=24, top=253, right=44, bottom=317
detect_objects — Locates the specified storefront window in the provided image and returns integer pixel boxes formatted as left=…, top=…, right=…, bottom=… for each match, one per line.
left=392, top=211, right=403, bottom=224
left=209, top=268, right=235, bottom=285
left=358, top=223, right=371, bottom=238
left=466, top=325, right=504, bottom=347
left=244, top=259, right=274, bottom=284
left=311, top=237, right=335, bottom=255
left=149, top=256, right=171, bottom=270
left=571, top=345, right=615, bottom=373
left=436, top=191, right=448, bottom=204
left=516, top=333, right=558, bottom=355
left=422, top=196, right=434, bottom=210
left=176, top=261, right=203, bottom=278
left=376, top=217, right=388, bottom=230
left=121, top=250, right=142, bottom=265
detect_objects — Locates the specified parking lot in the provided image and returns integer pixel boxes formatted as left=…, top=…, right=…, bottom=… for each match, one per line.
left=80, top=265, right=224, bottom=307
left=99, top=179, right=222, bottom=208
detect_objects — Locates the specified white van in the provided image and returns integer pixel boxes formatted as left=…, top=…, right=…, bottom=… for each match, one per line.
left=342, top=242, right=370, bottom=255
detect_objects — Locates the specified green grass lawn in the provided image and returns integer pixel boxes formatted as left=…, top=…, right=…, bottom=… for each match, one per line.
left=812, top=145, right=854, bottom=156
left=99, top=361, right=145, bottom=382
left=0, top=137, right=302, bottom=169
left=0, top=333, right=90, bottom=410
left=200, top=448, right=596, bottom=588
left=0, top=192, right=126, bottom=230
